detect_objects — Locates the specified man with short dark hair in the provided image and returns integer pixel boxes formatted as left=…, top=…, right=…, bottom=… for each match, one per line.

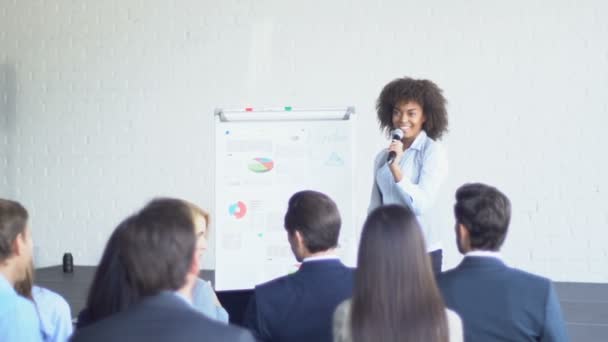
left=0, top=198, right=43, bottom=342
left=71, top=198, right=254, bottom=342
left=437, top=183, right=568, bottom=342
left=244, top=190, right=354, bottom=342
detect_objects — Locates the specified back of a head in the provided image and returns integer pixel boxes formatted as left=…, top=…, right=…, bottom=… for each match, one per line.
left=121, top=198, right=197, bottom=296
left=81, top=198, right=199, bottom=328
left=82, top=218, right=138, bottom=327
left=284, top=190, right=341, bottom=253
left=454, top=183, right=511, bottom=251
left=0, top=199, right=29, bottom=264
left=352, top=205, right=448, bottom=342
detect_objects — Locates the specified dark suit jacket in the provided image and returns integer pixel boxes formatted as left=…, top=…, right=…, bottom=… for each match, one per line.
left=437, top=256, right=568, bottom=342
left=70, top=291, right=255, bottom=342
left=243, top=259, right=354, bottom=342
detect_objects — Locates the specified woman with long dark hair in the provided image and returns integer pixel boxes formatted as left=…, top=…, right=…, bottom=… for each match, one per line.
left=76, top=219, right=137, bottom=328
left=76, top=199, right=227, bottom=328
left=333, top=205, right=462, bottom=342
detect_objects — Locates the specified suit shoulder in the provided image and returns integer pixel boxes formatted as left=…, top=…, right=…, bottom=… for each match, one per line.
left=165, top=307, right=252, bottom=339
left=507, top=267, right=550, bottom=281
left=228, top=325, right=256, bottom=341
left=436, top=267, right=459, bottom=284
left=256, top=273, right=293, bottom=291
left=438, top=264, right=552, bottom=292
left=505, top=267, right=552, bottom=289
left=253, top=273, right=297, bottom=301
left=195, top=320, right=254, bottom=341
left=255, top=262, right=353, bottom=293
left=341, top=266, right=356, bottom=279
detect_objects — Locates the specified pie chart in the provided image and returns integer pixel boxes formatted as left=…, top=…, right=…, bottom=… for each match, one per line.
left=228, top=201, right=247, bottom=219
left=248, top=157, right=274, bottom=173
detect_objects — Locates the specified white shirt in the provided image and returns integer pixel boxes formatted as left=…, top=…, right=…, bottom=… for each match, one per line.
left=303, top=255, right=340, bottom=263
left=464, top=250, right=504, bottom=261
left=369, top=131, right=448, bottom=251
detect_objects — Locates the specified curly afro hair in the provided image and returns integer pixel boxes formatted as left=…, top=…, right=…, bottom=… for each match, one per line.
left=376, top=77, right=448, bottom=140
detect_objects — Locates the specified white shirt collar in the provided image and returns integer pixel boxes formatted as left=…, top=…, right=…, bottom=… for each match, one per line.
left=303, top=254, right=340, bottom=263
left=409, top=130, right=428, bottom=151
left=465, top=250, right=503, bottom=260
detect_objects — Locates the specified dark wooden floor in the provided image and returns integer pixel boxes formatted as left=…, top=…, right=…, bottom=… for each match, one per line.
left=36, top=266, right=608, bottom=341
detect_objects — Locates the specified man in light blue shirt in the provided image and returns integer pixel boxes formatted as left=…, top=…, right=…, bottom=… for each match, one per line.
left=0, top=198, right=43, bottom=342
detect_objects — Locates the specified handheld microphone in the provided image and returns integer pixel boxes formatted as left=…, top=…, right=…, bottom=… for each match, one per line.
left=387, top=128, right=404, bottom=165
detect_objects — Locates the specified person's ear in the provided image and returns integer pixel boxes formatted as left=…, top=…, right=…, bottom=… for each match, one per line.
left=458, top=223, right=471, bottom=250
left=12, top=232, right=26, bottom=256
left=458, top=223, right=468, bottom=238
left=295, top=230, right=306, bottom=249
left=190, top=248, right=200, bottom=276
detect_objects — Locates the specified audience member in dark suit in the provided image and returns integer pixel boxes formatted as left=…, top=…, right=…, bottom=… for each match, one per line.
left=76, top=201, right=228, bottom=328
left=71, top=198, right=254, bottom=342
left=437, top=183, right=568, bottom=342
left=243, top=190, right=354, bottom=342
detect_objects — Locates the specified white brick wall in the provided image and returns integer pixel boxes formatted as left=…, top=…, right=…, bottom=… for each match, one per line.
left=1, top=0, right=607, bottom=282
left=0, top=66, right=9, bottom=196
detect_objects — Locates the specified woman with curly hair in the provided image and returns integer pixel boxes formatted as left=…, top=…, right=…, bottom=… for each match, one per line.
left=369, top=76, right=449, bottom=274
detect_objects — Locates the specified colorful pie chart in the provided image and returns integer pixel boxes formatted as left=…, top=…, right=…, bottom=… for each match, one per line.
left=248, top=157, right=274, bottom=173
left=228, top=201, right=247, bottom=219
